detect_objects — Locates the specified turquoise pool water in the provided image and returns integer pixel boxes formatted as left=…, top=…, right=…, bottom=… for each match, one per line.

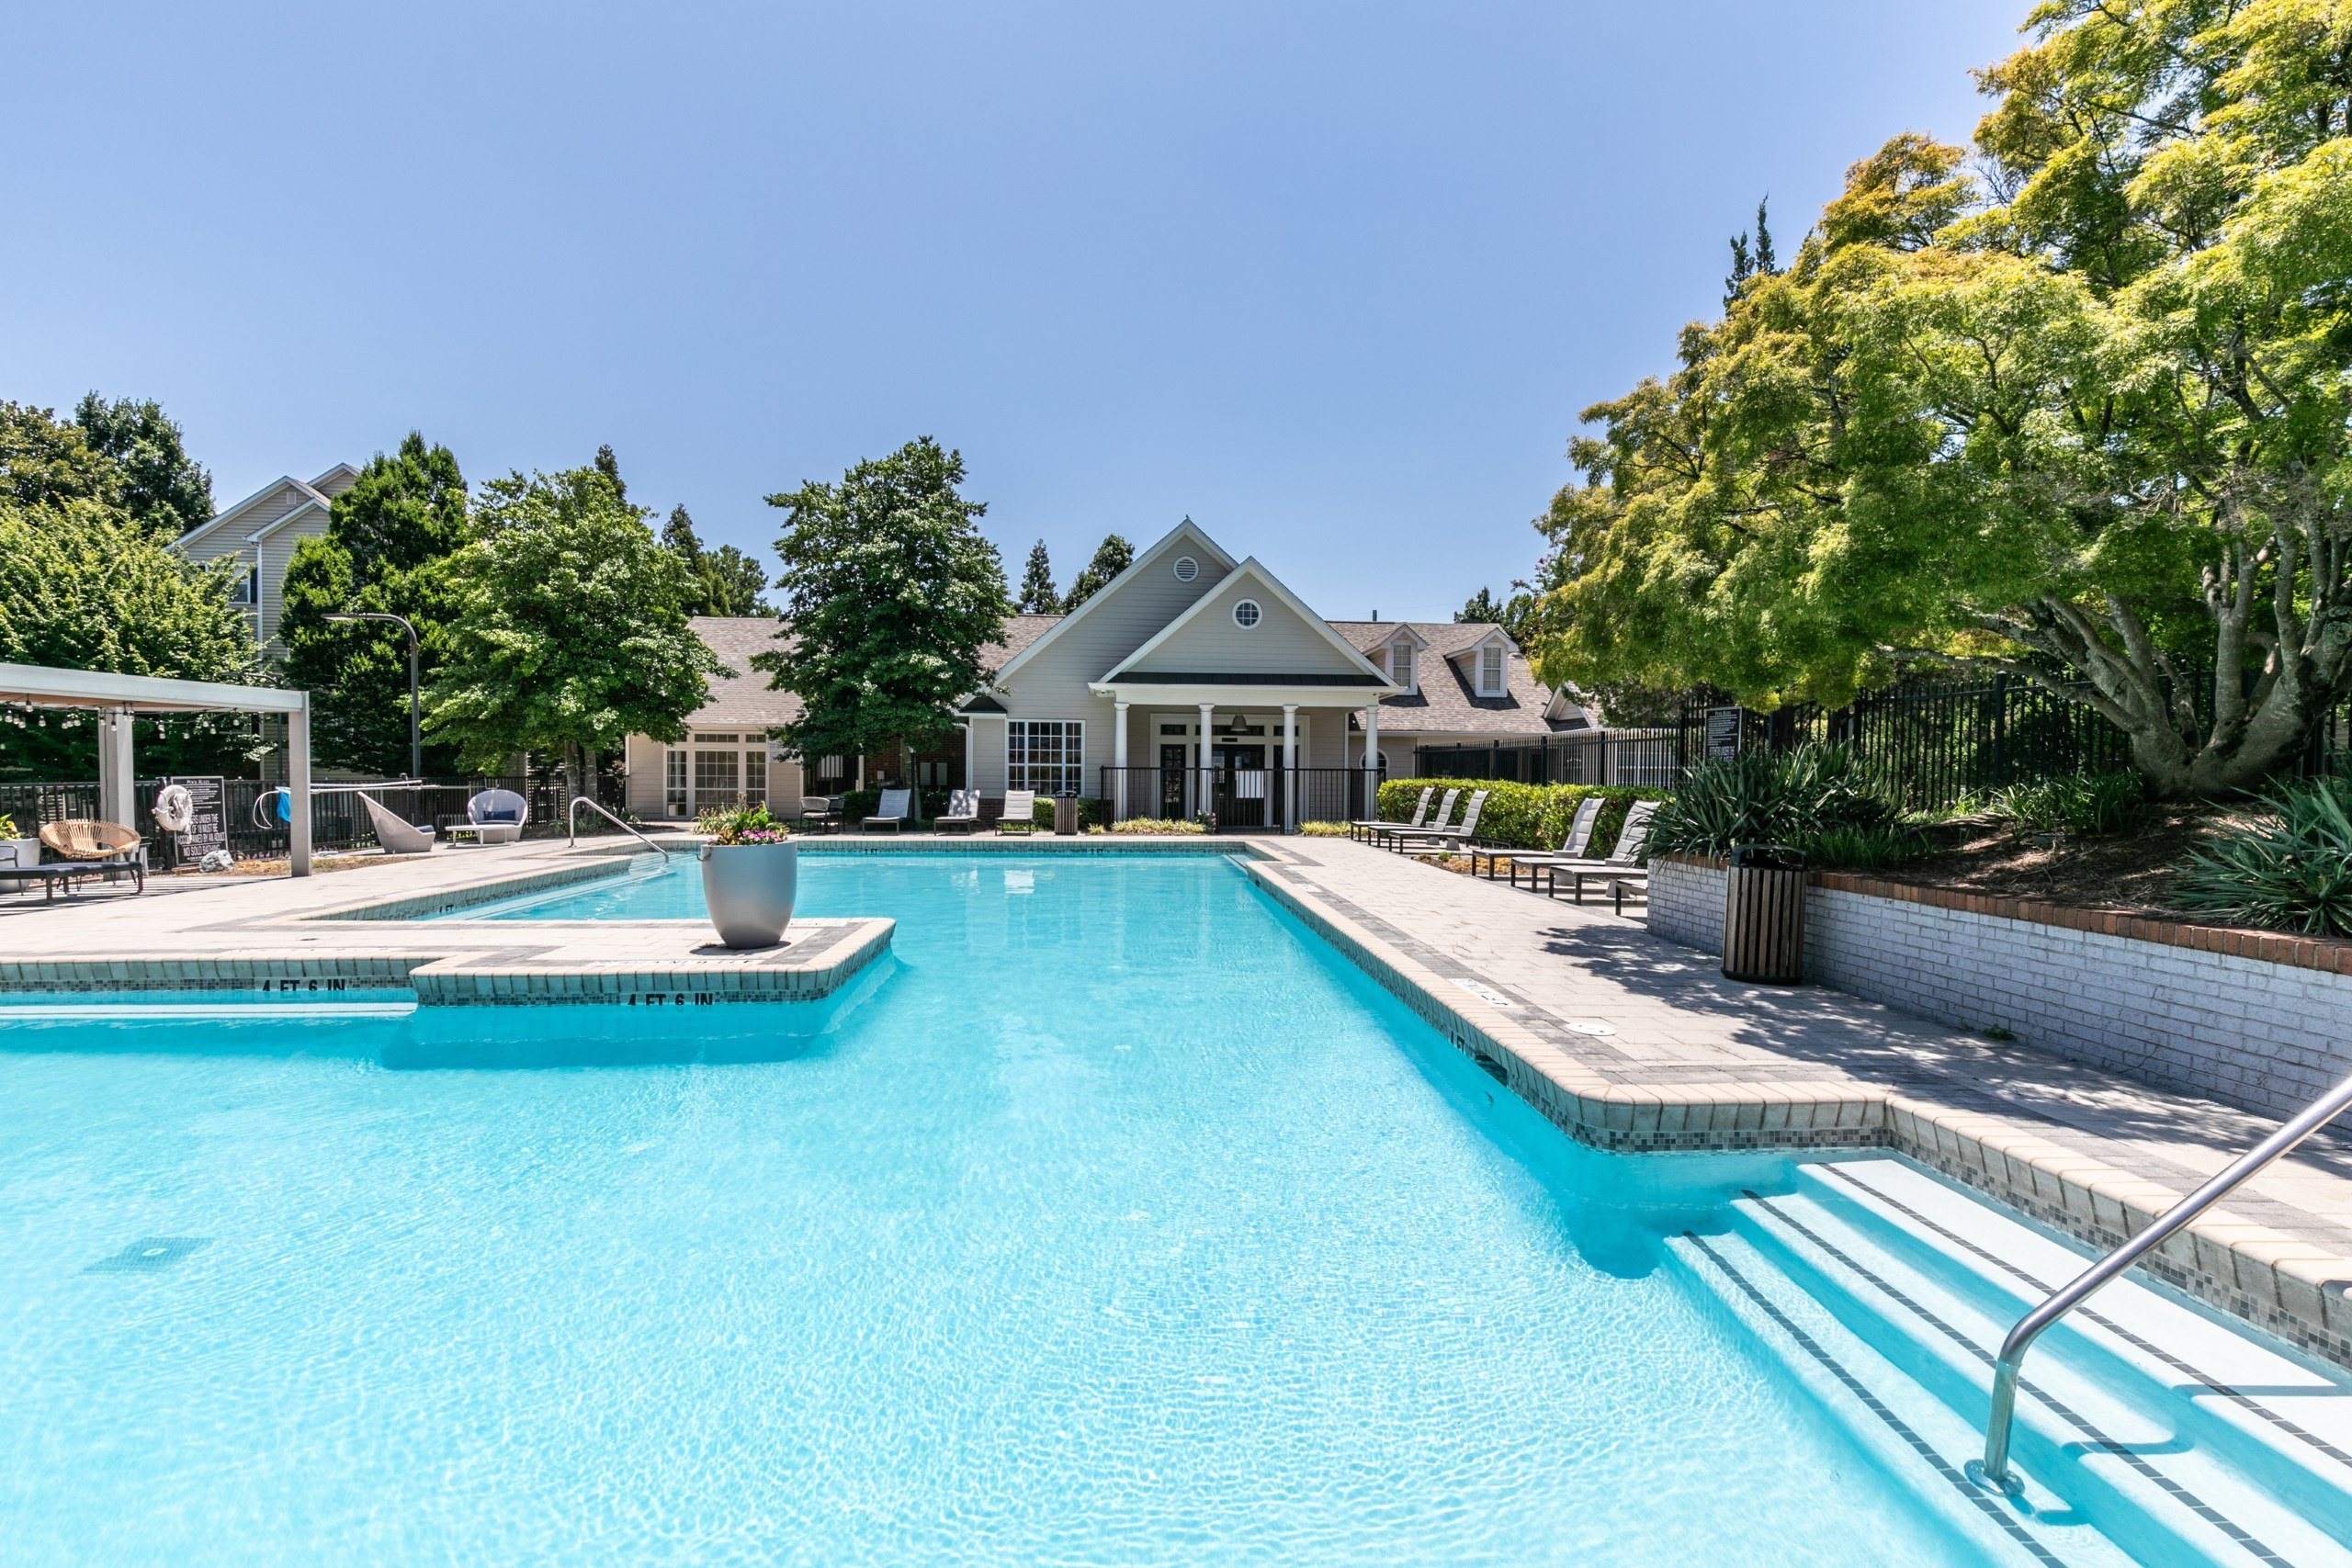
left=2, top=852, right=2046, bottom=1564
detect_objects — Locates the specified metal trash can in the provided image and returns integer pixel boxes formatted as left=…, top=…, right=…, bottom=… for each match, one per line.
left=1722, top=842, right=1807, bottom=984
left=1053, top=792, right=1080, bottom=836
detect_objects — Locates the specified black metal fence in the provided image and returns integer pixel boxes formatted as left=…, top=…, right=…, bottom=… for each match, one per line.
left=1099, top=765, right=1382, bottom=830
left=0, top=776, right=586, bottom=869
left=1415, top=674, right=2352, bottom=811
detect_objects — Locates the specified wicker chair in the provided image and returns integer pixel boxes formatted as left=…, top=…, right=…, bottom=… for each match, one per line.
left=35, top=819, right=147, bottom=895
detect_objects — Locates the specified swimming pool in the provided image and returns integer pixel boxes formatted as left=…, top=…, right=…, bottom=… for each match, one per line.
left=0, top=852, right=2298, bottom=1563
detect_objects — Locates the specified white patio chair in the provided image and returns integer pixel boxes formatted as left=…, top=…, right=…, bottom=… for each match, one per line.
left=995, top=789, right=1039, bottom=833
left=357, top=791, right=435, bottom=854
left=865, top=788, right=914, bottom=833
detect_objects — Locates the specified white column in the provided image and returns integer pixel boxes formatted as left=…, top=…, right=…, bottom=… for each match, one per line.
left=1197, top=703, right=1215, bottom=820
left=1114, top=701, right=1130, bottom=821
left=1282, top=705, right=1298, bottom=832
left=288, top=694, right=313, bottom=878
left=1362, top=704, right=1380, bottom=819
left=97, top=708, right=136, bottom=828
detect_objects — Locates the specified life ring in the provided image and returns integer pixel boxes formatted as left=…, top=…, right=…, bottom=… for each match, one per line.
left=253, top=788, right=293, bottom=829
left=153, top=784, right=196, bottom=833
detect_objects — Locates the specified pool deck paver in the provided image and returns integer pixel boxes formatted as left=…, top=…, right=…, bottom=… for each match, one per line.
left=1245, top=838, right=2352, bottom=1370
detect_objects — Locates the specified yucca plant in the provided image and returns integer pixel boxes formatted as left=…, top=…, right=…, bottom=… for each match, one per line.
left=2173, top=772, right=2352, bottom=937
left=1649, top=743, right=1896, bottom=858
left=1807, top=823, right=1931, bottom=873
left=1989, top=772, right=2147, bottom=838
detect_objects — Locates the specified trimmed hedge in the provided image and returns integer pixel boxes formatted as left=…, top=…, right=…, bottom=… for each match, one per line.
left=1376, top=778, right=1668, bottom=860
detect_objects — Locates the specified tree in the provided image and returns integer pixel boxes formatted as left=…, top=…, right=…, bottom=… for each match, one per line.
left=0, top=400, right=120, bottom=512
left=73, top=392, right=212, bottom=537
left=279, top=434, right=469, bottom=775
left=1456, top=585, right=1542, bottom=647
left=1723, top=197, right=1779, bottom=306
left=660, top=503, right=771, bottom=616
left=1533, top=1, right=2352, bottom=798
left=0, top=496, right=264, bottom=777
left=594, top=444, right=627, bottom=502
left=1016, top=540, right=1060, bottom=614
left=1061, top=532, right=1135, bottom=611
left=758, top=436, right=1012, bottom=777
left=425, top=467, right=718, bottom=796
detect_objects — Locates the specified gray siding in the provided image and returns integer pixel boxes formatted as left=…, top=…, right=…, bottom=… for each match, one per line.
left=1125, top=575, right=1370, bottom=680
left=995, top=533, right=1231, bottom=796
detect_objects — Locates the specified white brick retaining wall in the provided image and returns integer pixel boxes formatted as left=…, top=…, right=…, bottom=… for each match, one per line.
left=1648, top=857, right=2352, bottom=1122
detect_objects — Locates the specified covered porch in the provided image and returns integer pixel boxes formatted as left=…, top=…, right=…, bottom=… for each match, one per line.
left=1087, top=680, right=1391, bottom=830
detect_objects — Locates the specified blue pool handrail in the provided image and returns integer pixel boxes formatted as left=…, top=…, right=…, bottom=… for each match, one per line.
left=1981, top=1064, right=2352, bottom=1490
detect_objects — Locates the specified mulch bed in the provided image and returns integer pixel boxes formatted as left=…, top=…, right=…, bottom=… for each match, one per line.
left=1871, top=804, right=2237, bottom=920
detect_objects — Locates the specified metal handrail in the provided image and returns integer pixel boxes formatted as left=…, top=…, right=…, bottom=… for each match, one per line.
left=1982, top=1065, right=2352, bottom=1490
left=567, top=795, right=675, bottom=857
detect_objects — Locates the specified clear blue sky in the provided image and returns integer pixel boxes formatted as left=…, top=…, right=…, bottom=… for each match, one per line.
left=6, top=2, right=2028, bottom=622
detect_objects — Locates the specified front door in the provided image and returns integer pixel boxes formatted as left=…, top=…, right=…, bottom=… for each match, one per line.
left=1213, top=742, right=1268, bottom=829
left=1159, top=743, right=1189, bottom=819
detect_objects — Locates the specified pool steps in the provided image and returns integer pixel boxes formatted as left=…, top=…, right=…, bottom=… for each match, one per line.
left=1679, top=1156, right=2352, bottom=1567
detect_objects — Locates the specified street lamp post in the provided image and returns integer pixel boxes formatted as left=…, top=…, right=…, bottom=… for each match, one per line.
left=325, top=612, right=421, bottom=779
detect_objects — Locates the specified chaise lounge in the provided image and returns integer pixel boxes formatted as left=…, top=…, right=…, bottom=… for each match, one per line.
left=1537, top=798, right=1661, bottom=909
left=933, top=789, right=982, bottom=833
left=1352, top=784, right=1431, bottom=844
left=995, top=789, right=1039, bottom=834
left=865, top=788, right=913, bottom=833
left=1386, top=789, right=1488, bottom=854
left=1470, top=796, right=1601, bottom=886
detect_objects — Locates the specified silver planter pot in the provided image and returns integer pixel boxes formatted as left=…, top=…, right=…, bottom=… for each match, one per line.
left=698, top=841, right=798, bottom=948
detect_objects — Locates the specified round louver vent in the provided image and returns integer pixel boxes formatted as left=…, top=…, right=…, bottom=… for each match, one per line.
left=1173, top=555, right=1198, bottom=582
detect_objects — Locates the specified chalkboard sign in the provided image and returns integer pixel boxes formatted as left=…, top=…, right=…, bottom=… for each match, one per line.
left=1704, top=707, right=1743, bottom=759
left=168, top=775, right=228, bottom=863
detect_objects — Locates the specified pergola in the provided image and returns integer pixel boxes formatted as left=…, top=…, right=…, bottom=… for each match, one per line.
left=0, top=662, right=315, bottom=876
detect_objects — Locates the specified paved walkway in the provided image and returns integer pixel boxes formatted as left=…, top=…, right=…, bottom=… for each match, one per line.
left=1250, top=837, right=2352, bottom=1367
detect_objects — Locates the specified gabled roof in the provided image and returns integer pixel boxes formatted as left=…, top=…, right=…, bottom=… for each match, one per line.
left=1329, top=619, right=1570, bottom=736
left=245, top=494, right=331, bottom=544
left=683, top=615, right=799, bottom=728
left=1102, top=556, right=1395, bottom=687
left=987, top=518, right=1237, bottom=687
left=175, top=471, right=336, bottom=549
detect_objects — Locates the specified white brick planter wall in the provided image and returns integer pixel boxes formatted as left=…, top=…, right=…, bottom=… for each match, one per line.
left=1647, top=857, right=2352, bottom=1121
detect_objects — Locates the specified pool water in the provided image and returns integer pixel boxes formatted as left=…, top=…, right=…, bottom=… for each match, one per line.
left=3, top=852, right=2048, bottom=1564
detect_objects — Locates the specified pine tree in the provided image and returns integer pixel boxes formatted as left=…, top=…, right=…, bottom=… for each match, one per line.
left=1061, top=533, right=1135, bottom=612
left=1016, top=540, right=1059, bottom=614
left=1723, top=197, right=1779, bottom=307
left=1752, top=197, right=1776, bottom=276
left=594, top=444, right=627, bottom=502
left=662, top=503, right=702, bottom=559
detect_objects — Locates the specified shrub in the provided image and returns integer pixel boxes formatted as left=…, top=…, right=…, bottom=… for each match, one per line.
left=2172, top=773, right=2352, bottom=937
left=1297, top=820, right=1351, bottom=837
left=1646, top=744, right=1896, bottom=860
left=1110, top=817, right=1204, bottom=835
left=1988, top=772, right=2147, bottom=838
left=1375, top=778, right=1668, bottom=859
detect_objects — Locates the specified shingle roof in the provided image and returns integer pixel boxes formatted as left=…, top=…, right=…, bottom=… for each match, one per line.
left=684, top=615, right=800, bottom=728
left=1327, top=620, right=1568, bottom=737
left=682, top=613, right=1574, bottom=737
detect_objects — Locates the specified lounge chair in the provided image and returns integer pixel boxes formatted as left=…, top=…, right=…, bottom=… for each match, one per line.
left=1540, top=799, right=1662, bottom=907
left=1372, top=788, right=1456, bottom=850
left=357, top=792, right=435, bottom=854
left=995, top=789, right=1039, bottom=833
left=1473, top=796, right=1602, bottom=886
left=446, top=787, right=529, bottom=845
left=33, top=819, right=146, bottom=896
left=865, top=788, right=913, bottom=833
left=933, top=789, right=981, bottom=833
left=1387, top=789, right=1488, bottom=854
left=1351, top=785, right=1431, bottom=844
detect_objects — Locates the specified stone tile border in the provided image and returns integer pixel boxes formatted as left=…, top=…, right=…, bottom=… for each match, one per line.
left=1239, top=850, right=2352, bottom=1371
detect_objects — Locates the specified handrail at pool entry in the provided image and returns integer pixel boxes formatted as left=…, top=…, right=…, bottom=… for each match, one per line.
left=568, top=795, right=675, bottom=857
left=1981, top=1064, right=2352, bottom=1491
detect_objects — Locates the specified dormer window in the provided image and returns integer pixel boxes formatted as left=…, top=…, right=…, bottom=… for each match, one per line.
left=1388, top=637, right=1416, bottom=694
left=1479, top=641, right=1506, bottom=696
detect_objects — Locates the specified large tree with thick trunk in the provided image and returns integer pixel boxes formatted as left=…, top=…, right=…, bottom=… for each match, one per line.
left=1533, top=0, right=2352, bottom=797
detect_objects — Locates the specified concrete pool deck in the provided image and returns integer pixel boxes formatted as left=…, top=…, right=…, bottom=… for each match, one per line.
left=3, top=829, right=2346, bottom=1369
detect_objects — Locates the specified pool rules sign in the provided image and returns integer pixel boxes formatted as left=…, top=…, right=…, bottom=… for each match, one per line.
left=168, top=776, right=228, bottom=864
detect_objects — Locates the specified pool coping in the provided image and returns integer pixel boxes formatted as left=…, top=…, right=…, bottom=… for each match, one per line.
left=1237, top=847, right=2352, bottom=1373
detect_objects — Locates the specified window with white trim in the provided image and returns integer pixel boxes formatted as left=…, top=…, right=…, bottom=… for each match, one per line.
left=1480, top=642, right=1506, bottom=695
left=1389, top=638, right=1416, bottom=694
left=1232, top=598, right=1261, bottom=627
left=1007, top=720, right=1084, bottom=795
left=665, top=748, right=688, bottom=816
